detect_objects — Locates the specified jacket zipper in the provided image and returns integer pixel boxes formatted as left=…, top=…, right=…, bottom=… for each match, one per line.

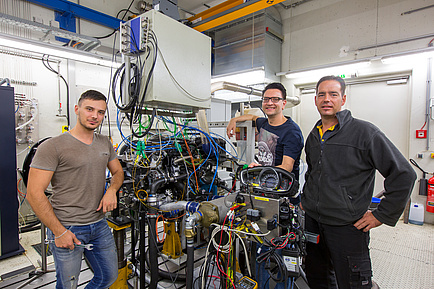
left=316, top=134, right=323, bottom=222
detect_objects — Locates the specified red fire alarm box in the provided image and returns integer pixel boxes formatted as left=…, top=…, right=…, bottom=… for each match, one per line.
left=416, top=130, right=427, bottom=139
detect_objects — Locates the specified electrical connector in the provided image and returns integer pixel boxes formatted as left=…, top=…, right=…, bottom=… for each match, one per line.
left=246, top=208, right=261, bottom=221
left=267, top=216, right=277, bottom=231
left=251, top=222, right=260, bottom=232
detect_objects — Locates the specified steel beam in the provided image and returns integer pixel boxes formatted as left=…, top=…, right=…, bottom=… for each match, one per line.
left=188, top=0, right=243, bottom=23
left=26, top=0, right=122, bottom=29
left=190, top=0, right=287, bottom=32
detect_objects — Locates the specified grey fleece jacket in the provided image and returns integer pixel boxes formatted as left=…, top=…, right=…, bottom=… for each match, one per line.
left=301, top=109, right=416, bottom=226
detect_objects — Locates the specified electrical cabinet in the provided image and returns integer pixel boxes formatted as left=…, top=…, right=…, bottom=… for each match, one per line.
left=0, top=85, right=24, bottom=260
left=120, top=10, right=211, bottom=111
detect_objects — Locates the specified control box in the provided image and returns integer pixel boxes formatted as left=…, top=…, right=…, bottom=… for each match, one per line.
left=120, top=10, right=211, bottom=111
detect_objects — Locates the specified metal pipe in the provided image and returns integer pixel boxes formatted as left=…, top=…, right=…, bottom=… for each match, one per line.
left=358, top=33, right=434, bottom=51
left=57, top=61, right=62, bottom=115
left=211, top=81, right=262, bottom=96
left=41, top=223, right=47, bottom=272
left=113, top=229, right=126, bottom=269
left=401, top=4, right=434, bottom=15
left=123, top=56, right=131, bottom=107
left=159, top=201, right=188, bottom=211
left=427, top=57, right=432, bottom=150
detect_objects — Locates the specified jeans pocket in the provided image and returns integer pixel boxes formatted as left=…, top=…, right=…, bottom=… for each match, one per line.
left=348, top=255, right=372, bottom=288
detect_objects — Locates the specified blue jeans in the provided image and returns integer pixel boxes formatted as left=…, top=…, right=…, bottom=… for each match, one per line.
left=47, top=219, right=118, bottom=289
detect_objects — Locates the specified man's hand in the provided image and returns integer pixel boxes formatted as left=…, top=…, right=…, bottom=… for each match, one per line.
left=226, top=119, right=236, bottom=139
left=97, top=189, right=117, bottom=213
left=54, top=230, right=81, bottom=250
left=354, top=210, right=382, bottom=232
left=226, top=114, right=258, bottom=139
left=248, top=162, right=261, bottom=168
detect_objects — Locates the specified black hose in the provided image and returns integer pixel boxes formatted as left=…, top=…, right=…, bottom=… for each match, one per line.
left=131, top=108, right=156, bottom=138
left=148, top=214, right=159, bottom=289
left=150, top=174, right=188, bottom=196
left=186, top=238, right=194, bottom=289
left=139, top=210, right=147, bottom=289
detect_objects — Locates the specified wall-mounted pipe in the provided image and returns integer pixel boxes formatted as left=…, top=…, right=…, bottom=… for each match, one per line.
left=427, top=57, right=432, bottom=150
left=211, top=81, right=262, bottom=96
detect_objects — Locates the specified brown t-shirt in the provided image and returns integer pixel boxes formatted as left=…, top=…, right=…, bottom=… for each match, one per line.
left=30, top=133, right=117, bottom=226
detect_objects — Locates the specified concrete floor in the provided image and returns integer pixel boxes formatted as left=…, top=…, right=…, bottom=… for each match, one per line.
left=0, top=220, right=432, bottom=288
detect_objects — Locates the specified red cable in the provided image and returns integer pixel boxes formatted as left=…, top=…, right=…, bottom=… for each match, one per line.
left=421, top=121, right=427, bottom=130
left=17, top=179, right=26, bottom=198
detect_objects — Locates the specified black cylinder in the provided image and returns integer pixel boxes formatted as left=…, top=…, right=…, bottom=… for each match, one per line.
left=148, top=214, right=159, bottom=289
left=419, top=178, right=428, bottom=196
left=186, top=238, right=195, bottom=289
left=139, top=211, right=147, bottom=289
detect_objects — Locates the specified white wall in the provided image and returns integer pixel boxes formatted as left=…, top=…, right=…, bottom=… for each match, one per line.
left=278, top=0, right=434, bottom=224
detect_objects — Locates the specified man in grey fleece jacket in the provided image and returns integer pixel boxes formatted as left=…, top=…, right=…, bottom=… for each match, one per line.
left=301, top=75, right=416, bottom=289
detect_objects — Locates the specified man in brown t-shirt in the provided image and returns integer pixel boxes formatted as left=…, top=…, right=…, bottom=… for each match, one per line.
left=27, top=90, right=124, bottom=288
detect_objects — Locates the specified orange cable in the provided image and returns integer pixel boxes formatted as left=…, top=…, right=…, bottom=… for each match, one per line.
left=156, top=215, right=166, bottom=243
left=180, top=129, right=199, bottom=193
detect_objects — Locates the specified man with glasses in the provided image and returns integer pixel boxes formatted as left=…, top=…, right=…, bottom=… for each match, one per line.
left=226, top=82, right=304, bottom=200
left=302, top=75, right=416, bottom=289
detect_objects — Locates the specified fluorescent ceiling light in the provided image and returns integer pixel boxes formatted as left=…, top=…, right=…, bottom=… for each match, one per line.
left=283, top=60, right=371, bottom=79
left=0, top=32, right=119, bottom=68
left=386, top=78, right=408, bottom=85
left=211, top=68, right=265, bottom=86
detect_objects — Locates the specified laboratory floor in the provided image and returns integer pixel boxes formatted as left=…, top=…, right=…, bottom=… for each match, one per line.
left=0, top=220, right=432, bottom=288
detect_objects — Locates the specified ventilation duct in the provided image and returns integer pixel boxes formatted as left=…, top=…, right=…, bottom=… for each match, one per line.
left=211, top=9, right=283, bottom=85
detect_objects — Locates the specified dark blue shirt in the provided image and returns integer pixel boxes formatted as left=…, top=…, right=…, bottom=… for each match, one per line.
left=255, top=117, right=304, bottom=180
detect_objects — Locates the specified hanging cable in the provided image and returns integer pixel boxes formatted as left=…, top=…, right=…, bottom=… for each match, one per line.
left=41, top=55, right=70, bottom=128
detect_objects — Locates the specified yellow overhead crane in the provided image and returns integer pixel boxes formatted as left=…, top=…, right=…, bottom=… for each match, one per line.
left=189, top=0, right=287, bottom=32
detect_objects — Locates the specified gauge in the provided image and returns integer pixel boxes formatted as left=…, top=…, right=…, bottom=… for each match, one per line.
left=260, top=173, right=280, bottom=190
left=280, top=177, right=289, bottom=190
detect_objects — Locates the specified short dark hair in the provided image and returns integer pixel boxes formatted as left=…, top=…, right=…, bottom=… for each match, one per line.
left=316, top=76, right=346, bottom=96
left=262, top=82, right=287, bottom=100
left=78, top=90, right=107, bottom=106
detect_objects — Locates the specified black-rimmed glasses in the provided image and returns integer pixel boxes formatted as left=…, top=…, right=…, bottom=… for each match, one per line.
left=262, top=97, right=283, bottom=103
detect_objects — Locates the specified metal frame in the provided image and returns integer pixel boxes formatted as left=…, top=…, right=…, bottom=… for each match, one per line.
left=25, top=0, right=123, bottom=29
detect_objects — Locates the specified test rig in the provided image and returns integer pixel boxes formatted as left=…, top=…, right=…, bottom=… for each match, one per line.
left=104, top=9, right=309, bottom=289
